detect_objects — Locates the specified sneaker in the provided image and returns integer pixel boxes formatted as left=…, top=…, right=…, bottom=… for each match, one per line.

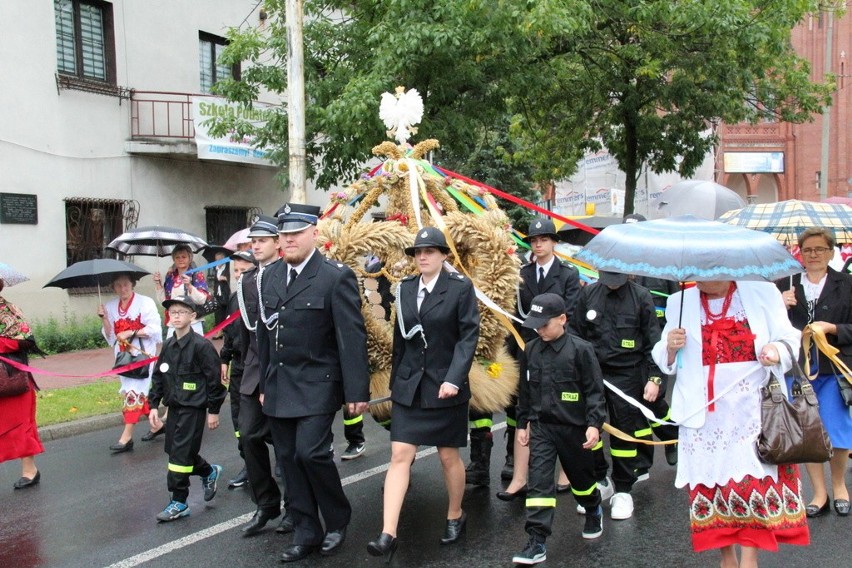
left=582, top=506, right=603, bottom=539
left=665, top=443, right=678, bottom=466
left=156, top=500, right=190, bottom=522
left=634, top=469, right=650, bottom=483
left=341, top=442, right=366, bottom=461
left=610, top=492, right=634, bottom=520
left=577, top=477, right=613, bottom=514
left=228, top=467, right=249, bottom=489
left=512, top=537, right=547, bottom=565
left=203, top=465, right=223, bottom=501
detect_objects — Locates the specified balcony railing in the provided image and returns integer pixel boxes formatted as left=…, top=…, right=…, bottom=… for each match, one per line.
left=130, top=91, right=218, bottom=139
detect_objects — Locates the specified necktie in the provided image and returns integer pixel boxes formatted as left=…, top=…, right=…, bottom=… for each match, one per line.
left=539, top=266, right=545, bottom=283
left=419, top=289, right=429, bottom=312
left=287, top=267, right=298, bottom=293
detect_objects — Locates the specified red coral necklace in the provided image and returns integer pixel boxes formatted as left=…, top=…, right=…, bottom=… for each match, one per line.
left=700, top=282, right=736, bottom=322
left=117, top=293, right=135, bottom=318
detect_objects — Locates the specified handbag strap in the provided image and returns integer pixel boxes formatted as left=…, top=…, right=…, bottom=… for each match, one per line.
left=779, top=340, right=818, bottom=406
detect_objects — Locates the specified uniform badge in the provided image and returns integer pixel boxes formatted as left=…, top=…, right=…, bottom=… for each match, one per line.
left=535, top=221, right=542, bottom=228
left=421, top=231, right=428, bottom=238
left=284, top=204, right=291, bottom=214
left=159, top=363, right=170, bottom=373
left=586, top=309, right=597, bottom=321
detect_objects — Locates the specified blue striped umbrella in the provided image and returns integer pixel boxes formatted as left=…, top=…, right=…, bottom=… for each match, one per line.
left=718, top=199, right=852, bottom=244
left=576, top=215, right=801, bottom=282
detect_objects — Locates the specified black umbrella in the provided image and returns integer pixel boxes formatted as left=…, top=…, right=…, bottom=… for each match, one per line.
left=201, top=245, right=234, bottom=264
left=556, top=216, right=623, bottom=246
left=44, top=259, right=150, bottom=302
left=107, top=226, right=208, bottom=257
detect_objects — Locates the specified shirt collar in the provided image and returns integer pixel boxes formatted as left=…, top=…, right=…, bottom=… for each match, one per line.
left=535, top=256, right=555, bottom=277
left=288, top=248, right=315, bottom=274
left=419, top=274, right=439, bottom=295
left=542, top=330, right=568, bottom=352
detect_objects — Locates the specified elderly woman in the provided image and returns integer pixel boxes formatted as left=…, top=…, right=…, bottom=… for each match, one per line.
left=777, top=227, right=852, bottom=517
left=98, top=273, right=162, bottom=452
left=367, top=227, right=480, bottom=559
left=0, top=278, right=43, bottom=489
left=652, top=280, right=807, bottom=568
left=153, top=244, right=210, bottom=336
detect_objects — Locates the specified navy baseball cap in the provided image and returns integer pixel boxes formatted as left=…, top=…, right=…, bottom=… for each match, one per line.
left=522, top=293, right=566, bottom=329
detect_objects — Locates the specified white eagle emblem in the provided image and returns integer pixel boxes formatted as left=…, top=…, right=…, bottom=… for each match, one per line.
left=379, top=87, right=424, bottom=144
left=284, top=204, right=291, bottom=214
left=421, top=231, right=428, bottom=238
left=535, top=221, right=542, bottom=228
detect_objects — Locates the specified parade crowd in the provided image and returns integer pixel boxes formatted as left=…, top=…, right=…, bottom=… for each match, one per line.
left=1, top=206, right=850, bottom=568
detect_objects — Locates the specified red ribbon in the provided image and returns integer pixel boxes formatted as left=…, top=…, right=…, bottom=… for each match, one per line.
left=704, top=318, right=756, bottom=412
left=0, top=310, right=241, bottom=379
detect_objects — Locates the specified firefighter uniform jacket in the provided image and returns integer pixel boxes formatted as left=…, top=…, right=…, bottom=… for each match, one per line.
left=569, top=280, right=663, bottom=376
left=517, top=332, right=606, bottom=431
left=149, top=330, right=226, bottom=413
left=219, top=292, right=245, bottom=376
left=236, top=263, right=268, bottom=396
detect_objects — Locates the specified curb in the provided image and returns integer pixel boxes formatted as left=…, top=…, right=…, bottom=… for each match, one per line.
left=39, top=413, right=125, bottom=442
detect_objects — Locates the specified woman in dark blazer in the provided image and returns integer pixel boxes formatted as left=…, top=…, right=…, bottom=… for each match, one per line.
left=777, top=227, right=852, bottom=517
left=367, top=227, right=480, bottom=559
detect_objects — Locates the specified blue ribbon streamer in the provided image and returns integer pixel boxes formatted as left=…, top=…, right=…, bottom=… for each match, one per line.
left=185, top=256, right=231, bottom=275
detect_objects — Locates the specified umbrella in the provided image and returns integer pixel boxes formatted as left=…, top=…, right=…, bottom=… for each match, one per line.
left=107, top=226, right=208, bottom=257
left=576, top=215, right=801, bottom=283
left=223, top=227, right=251, bottom=251
left=718, top=199, right=852, bottom=244
left=44, top=259, right=149, bottom=303
left=650, top=180, right=746, bottom=220
left=822, top=196, right=852, bottom=207
left=201, top=245, right=234, bottom=264
left=44, top=259, right=149, bottom=289
left=0, top=262, right=28, bottom=287
left=557, top=216, right=622, bottom=246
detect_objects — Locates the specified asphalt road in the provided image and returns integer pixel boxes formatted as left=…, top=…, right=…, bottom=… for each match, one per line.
left=1, top=407, right=849, bottom=568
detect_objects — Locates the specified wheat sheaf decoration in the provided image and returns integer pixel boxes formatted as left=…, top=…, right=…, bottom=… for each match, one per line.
left=317, top=87, right=520, bottom=422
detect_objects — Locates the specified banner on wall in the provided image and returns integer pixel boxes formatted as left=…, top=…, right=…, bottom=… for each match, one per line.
left=192, top=97, right=275, bottom=166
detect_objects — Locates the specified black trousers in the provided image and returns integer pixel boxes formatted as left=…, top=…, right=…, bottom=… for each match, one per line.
left=343, top=408, right=365, bottom=445
left=228, top=371, right=244, bottom=459
left=164, top=406, right=213, bottom=503
left=468, top=409, right=493, bottom=431
left=239, top=392, right=282, bottom=513
left=634, top=394, right=678, bottom=472
left=602, top=367, right=649, bottom=493
left=526, top=421, right=601, bottom=539
left=269, top=413, right=351, bottom=546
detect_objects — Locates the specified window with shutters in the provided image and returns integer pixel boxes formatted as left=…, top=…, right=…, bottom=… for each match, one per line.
left=199, top=32, right=240, bottom=94
left=54, top=0, right=116, bottom=84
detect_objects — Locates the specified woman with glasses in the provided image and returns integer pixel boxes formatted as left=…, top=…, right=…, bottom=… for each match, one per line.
left=777, top=227, right=852, bottom=518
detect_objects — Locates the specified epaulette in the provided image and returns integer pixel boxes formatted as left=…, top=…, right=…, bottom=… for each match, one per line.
left=558, top=259, right=578, bottom=271
left=448, top=272, right=466, bottom=281
left=401, top=274, right=418, bottom=281
left=324, top=258, right=347, bottom=271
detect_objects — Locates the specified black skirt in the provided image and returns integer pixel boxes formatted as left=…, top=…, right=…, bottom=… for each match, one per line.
left=390, top=399, right=468, bottom=448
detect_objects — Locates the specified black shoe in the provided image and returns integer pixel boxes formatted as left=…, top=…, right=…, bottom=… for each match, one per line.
left=440, top=511, right=467, bottom=545
left=110, top=440, right=134, bottom=453
left=582, top=506, right=604, bottom=539
left=341, top=442, right=366, bottom=461
left=500, top=455, right=514, bottom=481
left=496, top=485, right=527, bottom=502
left=834, top=499, right=850, bottom=516
left=228, top=467, right=249, bottom=489
left=320, top=527, right=346, bottom=556
left=276, top=512, right=295, bottom=534
left=280, top=544, right=319, bottom=563
left=665, top=443, right=678, bottom=466
left=806, top=500, right=830, bottom=518
left=242, top=508, right=281, bottom=537
left=13, top=470, right=40, bottom=489
left=141, top=428, right=165, bottom=442
left=367, top=532, right=398, bottom=561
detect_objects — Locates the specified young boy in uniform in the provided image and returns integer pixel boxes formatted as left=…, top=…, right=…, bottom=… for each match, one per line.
left=149, top=295, right=227, bottom=522
left=512, top=293, right=607, bottom=565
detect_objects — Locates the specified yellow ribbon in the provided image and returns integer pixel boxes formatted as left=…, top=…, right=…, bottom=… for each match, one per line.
left=803, top=324, right=852, bottom=385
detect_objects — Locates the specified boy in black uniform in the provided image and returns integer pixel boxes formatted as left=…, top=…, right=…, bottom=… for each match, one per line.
left=149, top=295, right=227, bottom=522
left=512, top=294, right=606, bottom=565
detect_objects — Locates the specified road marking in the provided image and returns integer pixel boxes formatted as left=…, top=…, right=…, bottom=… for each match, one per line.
left=105, top=422, right=506, bottom=568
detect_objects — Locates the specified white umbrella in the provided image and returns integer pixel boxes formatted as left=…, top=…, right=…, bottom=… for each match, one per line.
left=650, top=180, right=746, bottom=220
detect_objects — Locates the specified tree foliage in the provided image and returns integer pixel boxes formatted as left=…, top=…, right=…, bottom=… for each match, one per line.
left=212, top=0, right=834, bottom=213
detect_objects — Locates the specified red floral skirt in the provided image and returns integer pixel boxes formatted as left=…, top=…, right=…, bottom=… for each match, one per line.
left=121, top=390, right=150, bottom=425
left=688, top=464, right=809, bottom=552
left=0, top=384, right=44, bottom=463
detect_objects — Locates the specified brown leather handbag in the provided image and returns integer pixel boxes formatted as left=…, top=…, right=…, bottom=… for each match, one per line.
left=756, top=342, right=832, bottom=465
left=0, top=359, right=30, bottom=398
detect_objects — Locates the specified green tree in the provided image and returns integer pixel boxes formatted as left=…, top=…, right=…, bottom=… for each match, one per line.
left=509, top=0, right=835, bottom=213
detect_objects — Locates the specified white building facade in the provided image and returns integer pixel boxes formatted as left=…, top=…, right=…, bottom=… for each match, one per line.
left=0, top=1, right=323, bottom=320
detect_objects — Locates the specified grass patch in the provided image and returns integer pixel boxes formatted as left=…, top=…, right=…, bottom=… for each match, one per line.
left=36, top=380, right=123, bottom=427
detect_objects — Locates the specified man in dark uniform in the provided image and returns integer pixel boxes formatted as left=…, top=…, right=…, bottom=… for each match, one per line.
left=234, top=216, right=289, bottom=537
left=569, top=271, right=662, bottom=521
left=257, top=203, right=370, bottom=563
left=622, top=214, right=679, bottom=472
left=219, top=250, right=257, bottom=488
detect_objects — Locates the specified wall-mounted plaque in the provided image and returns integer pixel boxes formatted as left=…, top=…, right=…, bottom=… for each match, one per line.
left=0, top=193, right=38, bottom=224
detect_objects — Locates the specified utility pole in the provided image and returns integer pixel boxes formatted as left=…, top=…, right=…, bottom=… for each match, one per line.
left=286, top=0, right=307, bottom=203
left=819, top=7, right=834, bottom=200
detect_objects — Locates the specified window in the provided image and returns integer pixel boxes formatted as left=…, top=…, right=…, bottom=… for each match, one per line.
left=199, top=32, right=240, bottom=94
left=65, top=198, right=137, bottom=267
left=54, top=0, right=115, bottom=83
left=205, top=206, right=260, bottom=246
